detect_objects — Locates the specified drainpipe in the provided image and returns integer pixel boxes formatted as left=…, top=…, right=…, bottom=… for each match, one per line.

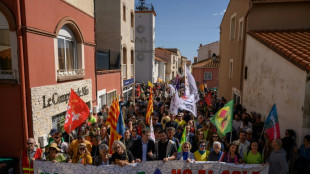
left=16, top=0, right=28, bottom=146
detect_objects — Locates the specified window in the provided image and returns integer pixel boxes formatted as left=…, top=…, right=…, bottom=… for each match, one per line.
left=244, top=66, right=248, bottom=80
left=58, top=25, right=77, bottom=71
left=230, top=13, right=236, bottom=40
left=107, top=90, right=117, bottom=106
left=204, top=72, right=212, bottom=80
left=131, top=50, right=134, bottom=77
left=131, top=12, right=134, bottom=28
left=238, top=17, right=244, bottom=41
left=229, top=59, right=233, bottom=78
left=173, top=57, right=175, bottom=64
left=99, top=93, right=106, bottom=107
left=123, top=5, right=126, bottom=22
left=122, top=47, right=127, bottom=79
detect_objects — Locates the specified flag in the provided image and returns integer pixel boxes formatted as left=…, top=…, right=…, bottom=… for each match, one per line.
left=169, top=91, right=180, bottom=116
left=265, top=104, right=281, bottom=141
left=150, top=116, right=155, bottom=142
left=64, top=89, right=89, bottom=134
left=168, top=84, right=176, bottom=96
left=106, top=97, right=121, bottom=154
left=211, top=100, right=233, bottom=137
left=178, top=94, right=197, bottom=117
left=204, top=92, right=212, bottom=106
left=148, top=81, right=154, bottom=88
left=184, top=65, right=199, bottom=102
left=175, top=73, right=180, bottom=90
left=199, top=83, right=204, bottom=92
left=116, top=110, right=125, bottom=138
left=146, top=89, right=153, bottom=125
left=137, top=85, right=141, bottom=97
left=178, top=127, right=187, bottom=152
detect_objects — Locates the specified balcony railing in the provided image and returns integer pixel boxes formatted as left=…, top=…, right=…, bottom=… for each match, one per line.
left=131, top=64, right=134, bottom=77
left=57, top=69, right=85, bottom=81
left=122, top=64, right=127, bottom=79
left=0, top=70, right=17, bottom=79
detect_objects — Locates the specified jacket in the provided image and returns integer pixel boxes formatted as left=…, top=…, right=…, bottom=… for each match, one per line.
left=130, top=139, right=155, bottom=161
left=21, top=148, right=42, bottom=174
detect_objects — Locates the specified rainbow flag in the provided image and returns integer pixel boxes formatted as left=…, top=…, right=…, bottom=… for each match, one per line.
left=265, top=104, right=281, bottom=141
left=106, top=97, right=121, bottom=154
left=211, top=100, right=233, bottom=137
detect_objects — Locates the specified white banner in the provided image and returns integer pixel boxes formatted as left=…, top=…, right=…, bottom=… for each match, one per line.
left=178, top=94, right=197, bottom=117
left=184, top=65, right=199, bottom=103
left=34, top=160, right=269, bottom=174
left=169, top=91, right=180, bottom=116
left=168, top=84, right=176, bottom=96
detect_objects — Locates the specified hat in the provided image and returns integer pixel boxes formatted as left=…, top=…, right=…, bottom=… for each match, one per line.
left=49, top=128, right=57, bottom=136
left=79, top=143, right=87, bottom=149
left=49, top=143, right=60, bottom=152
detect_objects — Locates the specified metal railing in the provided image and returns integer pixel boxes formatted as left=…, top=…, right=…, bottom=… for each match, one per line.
left=122, top=64, right=127, bottom=79
left=0, top=70, right=16, bottom=79
left=57, top=69, right=85, bottom=81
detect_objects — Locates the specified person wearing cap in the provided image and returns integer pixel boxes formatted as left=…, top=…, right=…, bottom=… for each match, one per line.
left=46, top=143, right=66, bottom=163
left=72, top=143, right=92, bottom=165
left=88, top=110, right=97, bottom=125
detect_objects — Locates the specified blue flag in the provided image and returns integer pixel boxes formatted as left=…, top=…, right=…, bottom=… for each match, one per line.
left=116, top=110, right=125, bottom=138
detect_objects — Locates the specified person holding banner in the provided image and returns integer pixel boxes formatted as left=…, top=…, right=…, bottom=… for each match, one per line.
left=94, top=144, right=110, bottom=166
left=194, top=140, right=210, bottom=161
left=207, top=141, right=224, bottom=161
left=20, top=138, right=44, bottom=174
left=110, top=140, right=135, bottom=167
left=243, top=141, right=263, bottom=164
left=71, top=143, right=92, bottom=165
left=176, top=142, right=195, bottom=163
left=46, top=143, right=66, bottom=163
left=131, top=129, right=155, bottom=162
left=221, top=143, right=241, bottom=164
left=154, top=130, right=177, bottom=162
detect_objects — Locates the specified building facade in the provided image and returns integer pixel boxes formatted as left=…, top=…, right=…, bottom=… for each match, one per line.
left=0, top=0, right=96, bottom=157
left=135, top=2, right=156, bottom=83
left=197, top=41, right=219, bottom=62
left=192, top=58, right=220, bottom=89
left=155, top=48, right=178, bottom=82
left=95, top=0, right=135, bottom=104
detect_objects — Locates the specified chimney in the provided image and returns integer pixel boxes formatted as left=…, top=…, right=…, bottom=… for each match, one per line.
left=194, top=57, right=198, bottom=63
left=199, top=44, right=202, bottom=48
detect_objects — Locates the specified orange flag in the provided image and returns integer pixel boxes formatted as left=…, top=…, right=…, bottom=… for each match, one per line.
left=146, top=89, right=153, bottom=125
left=64, top=89, right=90, bottom=134
left=106, top=97, right=121, bottom=154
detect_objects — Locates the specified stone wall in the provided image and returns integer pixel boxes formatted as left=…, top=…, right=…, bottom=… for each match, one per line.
left=31, top=79, right=92, bottom=143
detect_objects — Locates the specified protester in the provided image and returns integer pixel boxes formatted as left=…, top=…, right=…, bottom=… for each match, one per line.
left=176, top=142, right=195, bottom=162
left=294, top=135, right=310, bottom=173
left=221, top=143, right=241, bottom=164
left=194, top=140, right=209, bottom=161
left=46, top=143, right=66, bottom=163
left=154, top=130, right=177, bottom=162
left=70, top=135, right=92, bottom=157
left=94, top=144, right=110, bottom=166
left=110, top=140, right=135, bottom=167
left=208, top=133, right=224, bottom=152
left=266, top=139, right=289, bottom=174
left=72, top=143, right=92, bottom=165
left=20, top=138, right=44, bottom=174
left=281, top=129, right=296, bottom=162
left=192, top=130, right=205, bottom=152
left=50, top=131, right=69, bottom=155
left=167, top=127, right=180, bottom=148
left=91, top=136, right=102, bottom=163
left=207, top=141, right=224, bottom=161
left=243, top=141, right=263, bottom=164
left=131, top=129, right=155, bottom=162
left=233, top=131, right=250, bottom=160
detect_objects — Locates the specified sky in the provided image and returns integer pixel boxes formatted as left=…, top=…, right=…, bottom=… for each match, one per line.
left=139, top=0, right=230, bottom=62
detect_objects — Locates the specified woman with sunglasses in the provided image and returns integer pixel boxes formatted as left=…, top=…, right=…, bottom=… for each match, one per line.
left=176, top=142, right=195, bottom=163
left=207, top=133, right=224, bottom=152
left=192, top=130, right=206, bottom=152
left=46, top=143, right=66, bottom=163
left=110, top=140, right=135, bottom=167
left=72, top=143, right=92, bottom=165
left=194, top=140, right=210, bottom=161
left=220, top=143, right=242, bottom=164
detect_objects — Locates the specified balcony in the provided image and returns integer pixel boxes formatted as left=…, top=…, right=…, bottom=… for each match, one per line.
left=131, top=64, right=134, bottom=77
left=0, top=70, right=17, bottom=80
left=122, top=64, right=127, bottom=79
left=57, top=69, right=85, bottom=81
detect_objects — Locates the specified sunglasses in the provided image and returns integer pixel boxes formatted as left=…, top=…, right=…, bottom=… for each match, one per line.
left=200, top=145, right=206, bottom=148
left=50, top=148, right=57, bottom=151
left=213, top=136, right=219, bottom=138
left=183, top=146, right=189, bottom=149
left=79, top=148, right=86, bottom=151
left=198, top=134, right=204, bottom=136
left=27, top=143, right=34, bottom=145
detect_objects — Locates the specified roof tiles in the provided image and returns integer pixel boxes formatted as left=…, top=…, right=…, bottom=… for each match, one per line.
left=248, top=30, right=310, bottom=71
left=192, top=57, right=220, bottom=68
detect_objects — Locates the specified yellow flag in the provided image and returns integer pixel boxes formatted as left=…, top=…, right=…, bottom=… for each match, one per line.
left=148, top=81, right=154, bottom=88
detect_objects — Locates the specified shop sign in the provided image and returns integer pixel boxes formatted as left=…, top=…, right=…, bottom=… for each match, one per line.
left=42, top=86, right=89, bottom=109
left=123, top=78, right=134, bottom=86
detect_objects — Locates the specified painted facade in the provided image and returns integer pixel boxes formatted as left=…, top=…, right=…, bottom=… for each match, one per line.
left=197, top=41, right=219, bottom=62
left=192, top=58, right=219, bottom=89
left=0, top=0, right=95, bottom=157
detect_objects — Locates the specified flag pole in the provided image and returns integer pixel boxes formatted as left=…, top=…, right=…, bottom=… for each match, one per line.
left=230, top=131, right=232, bottom=144
left=69, top=124, right=71, bottom=145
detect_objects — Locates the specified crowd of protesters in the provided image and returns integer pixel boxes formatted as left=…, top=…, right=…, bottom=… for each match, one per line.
left=20, top=81, right=310, bottom=174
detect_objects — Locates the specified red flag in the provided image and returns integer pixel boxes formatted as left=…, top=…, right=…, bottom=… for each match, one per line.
left=204, top=92, right=212, bottom=106
left=64, top=89, right=90, bottom=134
left=137, top=85, right=141, bottom=97
left=106, top=97, right=121, bottom=154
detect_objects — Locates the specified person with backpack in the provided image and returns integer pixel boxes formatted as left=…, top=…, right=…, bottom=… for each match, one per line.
left=243, top=141, right=263, bottom=164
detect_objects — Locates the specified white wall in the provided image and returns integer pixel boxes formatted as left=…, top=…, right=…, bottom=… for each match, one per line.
left=243, top=35, right=307, bottom=146
left=135, top=12, right=155, bottom=83
left=198, top=41, right=219, bottom=62
left=65, top=0, right=94, bottom=17
left=159, top=62, right=166, bottom=82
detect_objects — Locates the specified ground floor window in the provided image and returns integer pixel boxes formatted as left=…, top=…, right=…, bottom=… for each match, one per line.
left=107, top=90, right=117, bottom=106
left=52, top=112, right=66, bottom=132
left=123, top=85, right=133, bottom=103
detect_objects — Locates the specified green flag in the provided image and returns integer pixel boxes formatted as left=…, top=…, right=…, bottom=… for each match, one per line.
left=210, top=100, right=233, bottom=137
left=178, top=127, right=187, bottom=152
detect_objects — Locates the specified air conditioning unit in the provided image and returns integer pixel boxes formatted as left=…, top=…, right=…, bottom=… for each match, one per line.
left=38, top=134, right=48, bottom=148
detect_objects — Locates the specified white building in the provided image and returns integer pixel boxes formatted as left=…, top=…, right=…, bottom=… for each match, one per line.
left=197, top=41, right=219, bottom=62
left=135, top=1, right=156, bottom=83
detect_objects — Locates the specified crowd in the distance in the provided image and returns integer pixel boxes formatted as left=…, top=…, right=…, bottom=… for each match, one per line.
left=20, top=80, right=310, bottom=174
